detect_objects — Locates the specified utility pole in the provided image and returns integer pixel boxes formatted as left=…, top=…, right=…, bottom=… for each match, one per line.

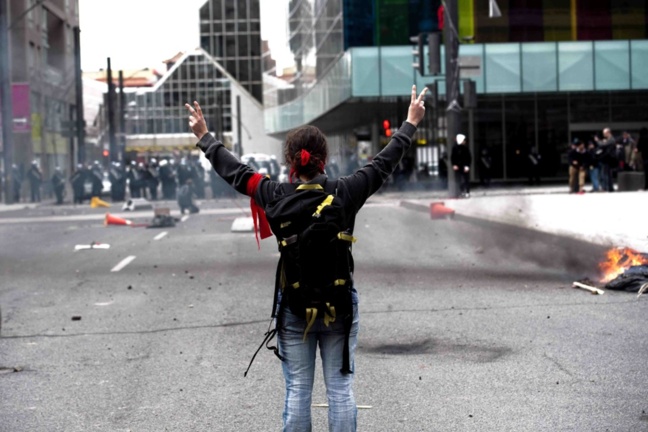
left=73, top=26, right=85, bottom=165
left=118, top=70, right=125, bottom=163
left=236, top=95, right=242, bottom=157
left=0, top=0, right=14, bottom=204
left=106, top=58, right=117, bottom=164
left=444, top=0, right=461, bottom=198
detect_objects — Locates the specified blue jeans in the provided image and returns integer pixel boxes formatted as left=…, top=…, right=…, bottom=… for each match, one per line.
left=589, top=166, right=600, bottom=191
left=278, top=292, right=359, bottom=432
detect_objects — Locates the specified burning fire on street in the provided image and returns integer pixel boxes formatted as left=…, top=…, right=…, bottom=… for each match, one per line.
left=598, top=247, right=648, bottom=284
left=573, top=247, right=648, bottom=297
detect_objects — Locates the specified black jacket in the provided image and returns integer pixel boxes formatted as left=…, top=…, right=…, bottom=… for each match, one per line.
left=450, top=144, right=472, bottom=168
left=197, top=122, right=417, bottom=233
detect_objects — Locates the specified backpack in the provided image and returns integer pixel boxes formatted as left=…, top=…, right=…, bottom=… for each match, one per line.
left=243, top=180, right=356, bottom=376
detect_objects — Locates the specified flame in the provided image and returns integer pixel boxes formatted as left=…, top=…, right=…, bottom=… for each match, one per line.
left=598, top=247, right=648, bottom=284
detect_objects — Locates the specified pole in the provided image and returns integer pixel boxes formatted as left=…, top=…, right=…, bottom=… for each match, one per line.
left=236, top=95, right=242, bottom=157
left=444, top=0, right=460, bottom=198
left=119, top=70, right=125, bottom=163
left=74, top=26, right=85, bottom=165
left=106, top=58, right=117, bottom=164
left=0, top=0, right=14, bottom=204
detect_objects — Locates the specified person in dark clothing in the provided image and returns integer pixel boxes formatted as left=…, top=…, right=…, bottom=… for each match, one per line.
left=27, top=161, right=42, bottom=202
left=51, top=166, right=65, bottom=204
left=89, top=161, right=103, bottom=198
left=177, top=178, right=200, bottom=214
left=568, top=139, right=587, bottom=193
left=637, top=127, right=648, bottom=190
left=191, top=157, right=206, bottom=199
left=159, top=159, right=178, bottom=200
left=451, top=133, right=472, bottom=198
left=176, top=158, right=194, bottom=187
left=527, top=147, right=542, bottom=185
left=146, top=159, right=160, bottom=201
left=478, top=147, right=492, bottom=187
left=587, top=141, right=601, bottom=192
left=595, top=128, right=617, bottom=192
left=70, top=164, right=86, bottom=204
left=184, top=84, right=428, bottom=432
left=438, top=151, right=448, bottom=190
left=109, top=161, right=126, bottom=202
left=11, top=164, right=22, bottom=203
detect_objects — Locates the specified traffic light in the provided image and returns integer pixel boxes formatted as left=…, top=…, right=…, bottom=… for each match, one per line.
left=382, top=119, right=392, bottom=138
left=410, top=33, right=426, bottom=76
left=102, top=149, right=109, bottom=158
left=463, top=80, right=477, bottom=109
left=428, top=32, right=441, bottom=75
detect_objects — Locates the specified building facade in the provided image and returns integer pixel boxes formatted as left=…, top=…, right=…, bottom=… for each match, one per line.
left=199, top=0, right=263, bottom=103
left=261, top=0, right=648, bottom=182
left=102, top=50, right=281, bottom=161
left=1, top=0, right=82, bottom=199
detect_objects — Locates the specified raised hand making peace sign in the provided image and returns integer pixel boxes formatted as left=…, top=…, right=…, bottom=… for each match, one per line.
left=406, top=85, right=428, bottom=127
left=185, top=101, right=209, bottom=140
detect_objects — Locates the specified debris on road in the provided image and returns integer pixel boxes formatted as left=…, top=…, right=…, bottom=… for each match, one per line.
left=122, top=198, right=153, bottom=211
left=74, top=242, right=110, bottom=251
left=71, top=316, right=82, bottom=321
left=572, top=281, right=605, bottom=295
left=0, top=366, right=24, bottom=375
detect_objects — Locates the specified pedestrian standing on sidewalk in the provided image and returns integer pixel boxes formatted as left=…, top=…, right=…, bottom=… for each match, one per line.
left=587, top=140, right=601, bottom=192
left=11, top=164, right=22, bottom=203
left=451, top=133, right=472, bottom=198
left=51, top=167, right=65, bottom=204
left=27, top=160, right=42, bottom=203
left=184, top=85, right=428, bottom=432
left=637, top=127, right=648, bottom=190
left=70, top=164, right=85, bottom=204
left=568, top=139, right=587, bottom=193
left=595, top=128, right=617, bottom=192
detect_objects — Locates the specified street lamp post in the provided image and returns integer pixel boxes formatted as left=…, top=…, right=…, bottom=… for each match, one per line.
left=444, top=0, right=460, bottom=198
left=0, top=0, right=14, bottom=204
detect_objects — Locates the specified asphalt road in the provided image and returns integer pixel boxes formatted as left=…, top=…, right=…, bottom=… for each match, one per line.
left=1, top=197, right=647, bottom=432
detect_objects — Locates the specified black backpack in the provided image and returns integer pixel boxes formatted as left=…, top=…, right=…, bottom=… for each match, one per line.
left=244, top=180, right=356, bottom=376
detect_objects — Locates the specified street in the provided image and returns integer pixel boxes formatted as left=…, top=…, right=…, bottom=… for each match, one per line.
left=1, top=196, right=647, bottom=432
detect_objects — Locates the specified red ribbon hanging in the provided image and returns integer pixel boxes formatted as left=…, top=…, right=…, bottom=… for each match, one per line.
left=246, top=173, right=272, bottom=249
left=300, top=149, right=311, bottom=166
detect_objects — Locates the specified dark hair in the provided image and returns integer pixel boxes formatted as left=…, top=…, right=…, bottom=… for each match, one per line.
left=284, top=125, right=328, bottom=180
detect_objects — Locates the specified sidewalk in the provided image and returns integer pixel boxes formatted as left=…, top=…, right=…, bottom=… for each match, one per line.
left=3, top=185, right=646, bottom=252
left=398, top=186, right=647, bottom=252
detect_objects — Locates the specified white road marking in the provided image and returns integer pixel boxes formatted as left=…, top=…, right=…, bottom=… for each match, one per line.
left=111, top=255, right=136, bottom=272
left=94, top=301, right=114, bottom=306
left=153, top=231, right=168, bottom=241
left=180, top=215, right=189, bottom=222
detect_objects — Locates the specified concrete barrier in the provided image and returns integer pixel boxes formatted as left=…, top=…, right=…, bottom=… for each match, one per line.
left=617, top=172, right=644, bottom=191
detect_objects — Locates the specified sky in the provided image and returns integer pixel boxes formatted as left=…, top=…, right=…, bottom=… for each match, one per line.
left=79, top=0, right=292, bottom=73
left=79, top=0, right=206, bottom=72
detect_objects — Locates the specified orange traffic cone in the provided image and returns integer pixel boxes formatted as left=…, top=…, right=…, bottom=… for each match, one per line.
left=430, top=202, right=455, bottom=219
left=104, top=212, right=133, bottom=226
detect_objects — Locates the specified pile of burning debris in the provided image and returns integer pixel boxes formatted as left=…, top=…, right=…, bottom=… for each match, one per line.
left=573, top=247, right=648, bottom=298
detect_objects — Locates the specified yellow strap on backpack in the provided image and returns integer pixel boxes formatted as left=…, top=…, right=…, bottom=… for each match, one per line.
left=323, top=303, right=336, bottom=327
left=296, top=184, right=323, bottom=191
left=313, top=195, right=334, bottom=217
left=303, top=308, right=318, bottom=340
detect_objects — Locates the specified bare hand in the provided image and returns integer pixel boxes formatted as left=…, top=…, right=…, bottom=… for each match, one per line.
left=406, top=85, right=428, bottom=127
left=184, top=101, right=209, bottom=140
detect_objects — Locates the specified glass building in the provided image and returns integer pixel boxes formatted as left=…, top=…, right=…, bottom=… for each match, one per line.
left=199, top=0, right=263, bottom=103
left=261, top=0, right=648, bottom=181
